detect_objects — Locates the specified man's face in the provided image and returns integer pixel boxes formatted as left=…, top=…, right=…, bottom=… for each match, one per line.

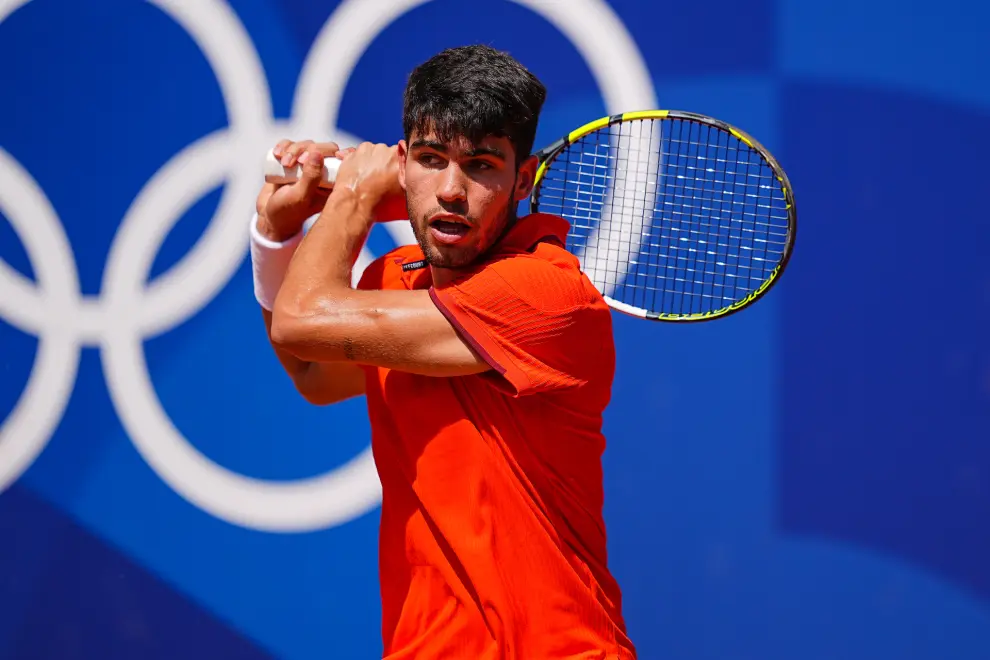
left=398, top=129, right=535, bottom=269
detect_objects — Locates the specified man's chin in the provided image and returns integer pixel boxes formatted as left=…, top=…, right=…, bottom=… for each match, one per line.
left=424, top=242, right=478, bottom=269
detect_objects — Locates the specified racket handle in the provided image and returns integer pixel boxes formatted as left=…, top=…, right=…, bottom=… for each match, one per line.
left=263, top=149, right=342, bottom=189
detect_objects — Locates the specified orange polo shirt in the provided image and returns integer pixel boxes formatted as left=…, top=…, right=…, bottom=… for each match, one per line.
left=357, top=213, right=635, bottom=659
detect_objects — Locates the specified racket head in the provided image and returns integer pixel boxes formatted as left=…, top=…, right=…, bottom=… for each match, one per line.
left=530, top=110, right=797, bottom=322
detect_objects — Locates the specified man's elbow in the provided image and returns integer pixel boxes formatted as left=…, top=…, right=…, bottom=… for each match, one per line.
left=270, top=302, right=302, bottom=351
left=270, top=299, right=348, bottom=362
left=270, top=300, right=319, bottom=357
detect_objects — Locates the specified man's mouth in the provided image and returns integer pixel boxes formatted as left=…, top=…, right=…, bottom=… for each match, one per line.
left=429, top=216, right=471, bottom=244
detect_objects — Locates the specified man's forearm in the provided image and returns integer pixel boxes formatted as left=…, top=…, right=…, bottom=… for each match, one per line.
left=255, top=209, right=369, bottom=404
left=250, top=213, right=317, bottom=381
left=280, top=186, right=375, bottom=300
left=270, top=187, right=377, bottom=362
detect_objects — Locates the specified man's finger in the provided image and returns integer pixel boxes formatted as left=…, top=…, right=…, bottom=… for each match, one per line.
left=280, top=140, right=314, bottom=167
left=297, top=147, right=328, bottom=193
left=312, top=142, right=340, bottom=158
left=272, top=139, right=293, bottom=159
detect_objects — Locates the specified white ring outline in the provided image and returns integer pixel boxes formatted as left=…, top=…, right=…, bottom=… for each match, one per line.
left=0, top=0, right=656, bottom=532
left=0, top=147, right=80, bottom=493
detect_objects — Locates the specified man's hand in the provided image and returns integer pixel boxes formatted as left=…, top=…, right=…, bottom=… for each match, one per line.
left=332, top=142, right=408, bottom=223
left=256, top=140, right=340, bottom=243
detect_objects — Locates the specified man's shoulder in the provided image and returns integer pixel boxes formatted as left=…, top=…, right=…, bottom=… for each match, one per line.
left=357, top=244, right=426, bottom=291
left=473, top=216, right=604, bottom=312
left=476, top=252, right=595, bottom=309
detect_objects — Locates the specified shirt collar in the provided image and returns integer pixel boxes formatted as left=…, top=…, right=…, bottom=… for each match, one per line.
left=496, top=213, right=570, bottom=252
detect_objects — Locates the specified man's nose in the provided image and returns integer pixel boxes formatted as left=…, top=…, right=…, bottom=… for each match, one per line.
left=437, top=163, right=467, bottom=203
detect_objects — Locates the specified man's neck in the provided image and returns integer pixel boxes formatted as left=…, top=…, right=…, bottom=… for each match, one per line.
left=430, top=264, right=460, bottom=288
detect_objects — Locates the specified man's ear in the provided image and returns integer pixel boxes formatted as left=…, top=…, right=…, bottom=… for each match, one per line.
left=397, top=139, right=408, bottom=190
left=513, top=154, right=539, bottom=203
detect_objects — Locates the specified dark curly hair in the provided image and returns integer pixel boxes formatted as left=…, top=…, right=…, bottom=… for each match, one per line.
left=402, top=45, right=547, bottom=166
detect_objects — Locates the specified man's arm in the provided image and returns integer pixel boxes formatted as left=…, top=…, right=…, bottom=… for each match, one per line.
left=261, top=306, right=366, bottom=405
left=269, top=143, right=491, bottom=378
left=253, top=139, right=368, bottom=405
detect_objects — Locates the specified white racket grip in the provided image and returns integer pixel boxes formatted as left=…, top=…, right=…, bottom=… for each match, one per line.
left=263, top=149, right=342, bottom=189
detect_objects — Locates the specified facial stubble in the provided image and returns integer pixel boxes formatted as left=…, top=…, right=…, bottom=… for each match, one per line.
left=409, top=203, right=515, bottom=269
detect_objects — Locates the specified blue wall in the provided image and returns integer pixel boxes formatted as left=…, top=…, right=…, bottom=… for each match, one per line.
left=1, top=1, right=988, bottom=658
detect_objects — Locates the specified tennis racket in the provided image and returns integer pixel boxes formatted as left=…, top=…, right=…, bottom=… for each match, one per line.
left=263, top=109, right=796, bottom=322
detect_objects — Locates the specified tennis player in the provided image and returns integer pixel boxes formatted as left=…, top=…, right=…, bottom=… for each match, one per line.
left=250, top=45, right=636, bottom=659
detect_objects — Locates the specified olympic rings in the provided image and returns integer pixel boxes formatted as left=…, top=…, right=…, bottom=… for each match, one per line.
left=0, top=0, right=656, bottom=532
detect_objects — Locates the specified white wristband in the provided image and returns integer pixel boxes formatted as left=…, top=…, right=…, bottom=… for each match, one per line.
left=249, top=213, right=304, bottom=311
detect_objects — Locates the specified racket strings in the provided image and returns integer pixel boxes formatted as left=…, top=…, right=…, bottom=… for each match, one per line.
left=541, top=189, right=788, bottom=243
left=552, top=148, right=780, bottom=186
left=539, top=181, right=788, bottom=228
left=543, top=144, right=788, bottom=230
left=536, top=117, right=789, bottom=317
left=543, top=139, right=786, bottom=197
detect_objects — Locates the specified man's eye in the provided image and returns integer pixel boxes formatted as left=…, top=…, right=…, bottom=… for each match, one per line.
left=418, top=154, right=442, bottom=166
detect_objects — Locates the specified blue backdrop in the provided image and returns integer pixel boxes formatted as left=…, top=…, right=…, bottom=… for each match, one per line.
left=1, top=1, right=988, bottom=658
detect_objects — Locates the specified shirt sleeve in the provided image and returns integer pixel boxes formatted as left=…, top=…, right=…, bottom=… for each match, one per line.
left=429, top=254, right=612, bottom=397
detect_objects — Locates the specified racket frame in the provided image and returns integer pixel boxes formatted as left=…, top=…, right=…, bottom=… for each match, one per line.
left=529, top=109, right=797, bottom=323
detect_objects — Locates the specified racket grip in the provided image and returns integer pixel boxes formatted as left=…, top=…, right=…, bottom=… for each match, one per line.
left=263, top=149, right=342, bottom=189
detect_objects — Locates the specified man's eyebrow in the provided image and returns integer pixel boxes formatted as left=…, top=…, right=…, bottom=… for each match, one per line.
left=410, top=139, right=447, bottom=152
left=465, top=145, right=506, bottom=160
left=410, top=140, right=506, bottom=160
